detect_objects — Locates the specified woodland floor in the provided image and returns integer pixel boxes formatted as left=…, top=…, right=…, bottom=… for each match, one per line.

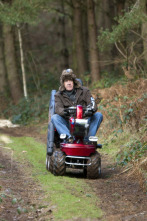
left=0, top=126, right=147, bottom=221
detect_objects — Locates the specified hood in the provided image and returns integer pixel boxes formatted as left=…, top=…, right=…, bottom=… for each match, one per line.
left=59, top=69, right=81, bottom=91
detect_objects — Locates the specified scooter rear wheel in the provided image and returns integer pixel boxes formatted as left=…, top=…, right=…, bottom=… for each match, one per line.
left=46, top=155, right=50, bottom=170
left=46, top=154, right=54, bottom=173
left=87, top=152, right=101, bottom=179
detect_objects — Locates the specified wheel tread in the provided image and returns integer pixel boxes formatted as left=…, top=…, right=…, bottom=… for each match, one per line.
left=87, top=152, right=101, bottom=179
left=52, top=150, right=66, bottom=176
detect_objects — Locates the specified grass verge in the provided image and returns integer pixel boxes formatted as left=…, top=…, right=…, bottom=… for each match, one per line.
left=4, top=136, right=103, bottom=220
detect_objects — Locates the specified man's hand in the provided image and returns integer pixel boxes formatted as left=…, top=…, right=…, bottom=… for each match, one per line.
left=86, top=104, right=95, bottom=112
left=84, top=105, right=94, bottom=117
left=64, top=110, right=70, bottom=116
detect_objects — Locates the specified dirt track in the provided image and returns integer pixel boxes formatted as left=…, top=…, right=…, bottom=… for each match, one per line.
left=0, top=126, right=147, bottom=221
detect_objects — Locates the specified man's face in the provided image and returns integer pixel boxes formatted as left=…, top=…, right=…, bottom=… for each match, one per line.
left=64, top=79, right=74, bottom=91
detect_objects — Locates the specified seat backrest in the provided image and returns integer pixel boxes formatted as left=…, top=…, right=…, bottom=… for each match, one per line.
left=76, top=78, right=83, bottom=86
left=48, top=90, right=56, bottom=119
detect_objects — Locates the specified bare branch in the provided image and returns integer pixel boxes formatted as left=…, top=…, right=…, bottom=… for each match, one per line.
left=130, top=29, right=146, bottom=41
left=0, top=1, right=3, bottom=6
left=130, top=0, right=140, bottom=13
left=115, top=42, right=127, bottom=59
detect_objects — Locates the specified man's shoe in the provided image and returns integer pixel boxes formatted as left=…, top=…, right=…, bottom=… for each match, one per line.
left=67, top=135, right=74, bottom=143
left=96, top=144, right=102, bottom=149
left=91, top=141, right=102, bottom=148
left=84, top=137, right=89, bottom=145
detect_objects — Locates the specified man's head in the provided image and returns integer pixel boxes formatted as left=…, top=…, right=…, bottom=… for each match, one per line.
left=59, top=69, right=81, bottom=91
left=64, top=79, right=74, bottom=91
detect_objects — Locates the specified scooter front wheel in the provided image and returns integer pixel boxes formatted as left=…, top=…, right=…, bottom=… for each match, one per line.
left=87, top=152, right=101, bottom=179
left=52, top=150, right=66, bottom=176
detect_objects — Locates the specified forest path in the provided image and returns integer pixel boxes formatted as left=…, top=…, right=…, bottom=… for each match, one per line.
left=0, top=126, right=147, bottom=221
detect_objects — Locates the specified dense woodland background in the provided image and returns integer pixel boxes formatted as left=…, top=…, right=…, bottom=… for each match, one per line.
left=0, top=0, right=146, bottom=122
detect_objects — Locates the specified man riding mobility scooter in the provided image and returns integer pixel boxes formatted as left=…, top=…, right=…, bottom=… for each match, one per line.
left=46, top=87, right=102, bottom=179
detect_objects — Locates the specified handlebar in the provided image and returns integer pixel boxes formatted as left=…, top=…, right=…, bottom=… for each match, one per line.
left=64, top=106, right=94, bottom=117
left=64, top=97, right=96, bottom=117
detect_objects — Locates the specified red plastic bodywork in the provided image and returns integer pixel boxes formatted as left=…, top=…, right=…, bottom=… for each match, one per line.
left=69, top=117, right=75, bottom=134
left=61, top=143, right=95, bottom=156
left=76, top=105, right=83, bottom=119
left=61, top=105, right=96, bottom=157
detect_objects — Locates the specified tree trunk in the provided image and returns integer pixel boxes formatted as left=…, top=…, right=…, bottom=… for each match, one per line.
left=59, top=0, right=69, bottom=70
left=141, top=0, right=147, bottom=70
left=97, top=0, right=114, bottom=72
left=0, top=24, right=7, bottom=93
left=116, top=0, right=126, bottom=16
left=17, top=24, right=28, bottom=99
left=3, top=24, right=22, bottom=103
left=72, top=0, right=88, bottom=78
left=71, top=19, right=78, bottom=74
left=82, top=0, right=89, bottom=70
left=87, top=0, right=100, bottom=81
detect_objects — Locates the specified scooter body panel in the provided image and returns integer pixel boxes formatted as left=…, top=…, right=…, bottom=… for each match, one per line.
left=60, top=143, right=95, bottom=156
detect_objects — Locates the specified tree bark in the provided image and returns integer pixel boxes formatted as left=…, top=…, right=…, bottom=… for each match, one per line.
left=72, top=0, right=88, bottom=78
left=0, top=24, right=7, bottom=93
left=17, top=24, right=28, bottom=100
left=97, top=0, right=114, bottom=72
left=116, top=0, right=126, bottom=16
left=87, top=0, right=100, bottom=81
left=3, top=24, right=22, bottom=103
left=82, top=0, right=89, bottom=70
left=59, top=0, right=69, bottom=70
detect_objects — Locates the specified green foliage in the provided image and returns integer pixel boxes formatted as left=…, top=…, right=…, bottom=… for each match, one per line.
left=2, top=72, right=59, bottom=125
left=27, top=71, right=59, bottom=94
left=116, top=140, right=147, bottom=166
left=91, top=71, right=127, bottom=89
left=3, top=95, right=49, bottom=125
left=99, top=92, right=147, bottom=130
left=12, top=198, right=17, bottom=205
left=0, top=0, right=50, bottom=25
left=83, top=74, right=91, bottom=86
left=17, top=206, right=28, bottom=214
left=98, top=4, right=147, bottom=51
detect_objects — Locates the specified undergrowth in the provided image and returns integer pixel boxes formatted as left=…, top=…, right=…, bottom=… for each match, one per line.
left=92, top=71, right=127, bottom=89
left=84, top=71, right=127, bottom=89
left=3, top=94, right=50, bottom=125
left=116, top=140, right=147, bottom=166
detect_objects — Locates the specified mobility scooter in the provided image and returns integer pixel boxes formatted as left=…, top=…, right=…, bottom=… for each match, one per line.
left=46, top=89, right=102, bottom=179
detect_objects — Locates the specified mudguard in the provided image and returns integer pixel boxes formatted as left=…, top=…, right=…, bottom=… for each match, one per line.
left=47, top=90, right=56, bottom=155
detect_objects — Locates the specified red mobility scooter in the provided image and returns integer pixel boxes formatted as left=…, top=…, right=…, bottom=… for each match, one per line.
left=46, top=89, right=102, bottom=179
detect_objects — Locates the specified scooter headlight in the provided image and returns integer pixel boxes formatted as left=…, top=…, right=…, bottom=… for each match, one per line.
left=89, top=136, right=98, bottom=142
left=60, top=134, right=66, bottom=139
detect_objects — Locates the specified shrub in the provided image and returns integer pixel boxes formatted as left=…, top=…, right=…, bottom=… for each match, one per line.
left=3, top=94, right=50, bottom=125
left=116, top=140, right=147, bottom=166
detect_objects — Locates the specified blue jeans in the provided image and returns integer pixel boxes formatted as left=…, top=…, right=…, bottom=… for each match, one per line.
left=51, top=112, right=103, bottom=137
